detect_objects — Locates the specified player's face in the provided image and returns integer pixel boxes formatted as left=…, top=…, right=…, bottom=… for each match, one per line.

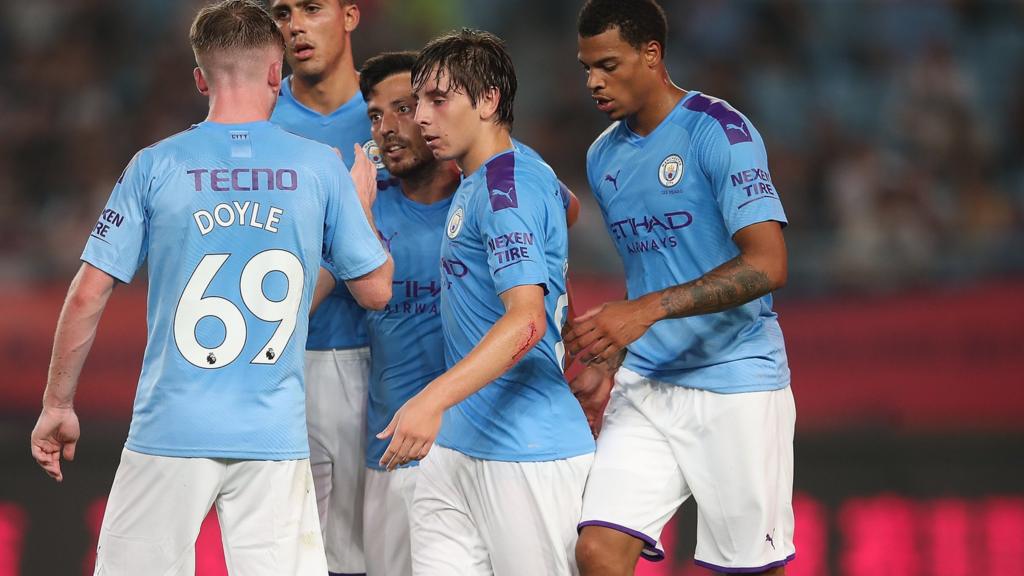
left=578, top=27, right=648, bottom=121
left=367, top=72, right=436, bottom=177
left=413, top=68, right=480, bottom=162
left=270, top=0, right=356, bottom=80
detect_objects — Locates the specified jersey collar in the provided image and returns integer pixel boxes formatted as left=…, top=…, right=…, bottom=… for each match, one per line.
left=621, top=90, right=700, bottom=146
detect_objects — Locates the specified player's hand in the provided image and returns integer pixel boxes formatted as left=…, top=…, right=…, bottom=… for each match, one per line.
left=377, top=391, right=443, bottom=471
left=348, top=143, right=378, bottom=209
left=570, top=364, right=614, bottom=437
left=564, top=299, right=654, bottom=365
left=30, top=406, right=80, bottom=483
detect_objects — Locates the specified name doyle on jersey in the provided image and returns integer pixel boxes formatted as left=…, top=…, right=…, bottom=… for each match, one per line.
left=186, top=168, right=297, bottom=235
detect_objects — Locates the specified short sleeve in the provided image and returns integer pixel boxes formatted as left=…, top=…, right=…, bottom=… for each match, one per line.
left=80, top=151, right=151, bottom=283
left=510, top=139, right=572, bottom=213
left=479, top=161, right=552, bottom=295
left=557, top=180, right=572, bottom=212
left=701, top=116, right=788, bottom=236
left=322, top=151, right=388, bottom=280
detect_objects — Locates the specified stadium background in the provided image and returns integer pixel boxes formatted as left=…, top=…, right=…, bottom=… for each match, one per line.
left=1, top=0, right=1022, bottom=574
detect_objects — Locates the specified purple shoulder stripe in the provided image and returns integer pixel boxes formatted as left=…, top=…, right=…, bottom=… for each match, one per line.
left=683, top=93, right=753, bottom=145
left=485, top=151, right=517, bottom=211
left=558, top=180, right=571, bottom=211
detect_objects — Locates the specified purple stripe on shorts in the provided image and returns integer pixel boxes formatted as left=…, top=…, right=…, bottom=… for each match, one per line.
left=577, top=521, right=666, bottom=562
left=694, top=552, right=796, bottom=573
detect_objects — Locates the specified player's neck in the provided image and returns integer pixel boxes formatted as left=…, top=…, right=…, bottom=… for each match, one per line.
left=399, top=161, right=460, bottom=205
left=627, top=80, right=686, bottom=137
left=290, top=57, right=360, bottom=115
left=206, top=90, right=274, bottom=124
left=458, top=127, right=513, bottom=176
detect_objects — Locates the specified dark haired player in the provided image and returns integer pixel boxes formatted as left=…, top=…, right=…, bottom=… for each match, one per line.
left=567, top=0, right=795, bottom=574
left=29, top=1, right=392, bottom=574
left=376, top=29, right=594, bottom=575
left=267, top=1, right=386, bottom=573
left=357, top=50, right=461, bottom=576
left=358, top=50, right=582, bottom=576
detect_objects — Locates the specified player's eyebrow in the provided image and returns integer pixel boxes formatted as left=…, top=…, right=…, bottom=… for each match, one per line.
left=592, top=57, right=618, bottom=68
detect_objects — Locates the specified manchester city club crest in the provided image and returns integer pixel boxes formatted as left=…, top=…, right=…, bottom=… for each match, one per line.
left=447, top=206, right=464, bottom=239
left=363, top=139, right=385, bottom=170
left=659, top=154, right=684, bottom=187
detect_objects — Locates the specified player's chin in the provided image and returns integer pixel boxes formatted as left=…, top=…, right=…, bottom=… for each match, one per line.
left=605, top=105, right=628, bottom=121
left=384, top=157, right=421, bottom=177
left=427, top=144, right=454, bottom=161
left=289, top=59, right=322, bottom=78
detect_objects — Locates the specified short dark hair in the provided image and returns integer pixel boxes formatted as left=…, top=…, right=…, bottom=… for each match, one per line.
left=191, top=0, right=284, bottom=62
left=578, top=0, right=668, bottom=53
left=412, top=28, right=517, bottom=127
left=359, top=51, right=418, bottom=101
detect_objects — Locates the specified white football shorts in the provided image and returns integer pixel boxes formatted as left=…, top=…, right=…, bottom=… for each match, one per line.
left=411, top=446, right=593, bottom=576
left=363, top=465, right=419, bottom=576
left=578, top=367, right=796, bottom=573
left=304, top=347, right=371, bottom=574
left=94, top=448, right=326, bottom=576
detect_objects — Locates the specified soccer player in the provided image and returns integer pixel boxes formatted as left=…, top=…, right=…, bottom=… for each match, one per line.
left=566, top=1, right=795, bottom=575
left=375, top=29, right=595, bottom=575
left=358, top=50, right=583, bottom=576
left=267, top=1, right=382, bottom=573
left=28, top=1, right=392, bottom=574
left=357, top=50, right=461, bottom=576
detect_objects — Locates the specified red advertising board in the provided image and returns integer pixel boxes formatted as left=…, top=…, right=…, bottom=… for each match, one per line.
left=4, top=278, right=1020, bottom=430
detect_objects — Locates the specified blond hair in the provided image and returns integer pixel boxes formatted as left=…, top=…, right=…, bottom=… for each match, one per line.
left=190, top=0, right=284, bottom=73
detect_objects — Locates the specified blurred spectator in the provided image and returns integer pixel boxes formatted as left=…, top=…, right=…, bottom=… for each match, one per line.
left=1, top=0, right=1021, bottom=295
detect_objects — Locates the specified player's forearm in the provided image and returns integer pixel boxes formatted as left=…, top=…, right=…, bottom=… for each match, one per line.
left=345, top=254, right=394, bottom=310
left=639, top=254, right=780, bottom=322
left=310, top=267, right=336, bottom=315
left=43, top=270, right=115, bottom=408
left=421, top=307, right=545, bottom=410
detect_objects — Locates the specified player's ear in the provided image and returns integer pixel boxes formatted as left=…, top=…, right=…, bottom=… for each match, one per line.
left=269, top=58, right=283, bottom=92
left=343, top=2, right=360, bottom=33
left=643, top=40, right=662, bottom=68
left=478, top=86, right=500, bottom=123
left=194, top=67, right=210, bottom=96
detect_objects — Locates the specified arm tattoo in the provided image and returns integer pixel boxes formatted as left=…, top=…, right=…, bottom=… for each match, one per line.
left=659, top=256, right=772, bottom=319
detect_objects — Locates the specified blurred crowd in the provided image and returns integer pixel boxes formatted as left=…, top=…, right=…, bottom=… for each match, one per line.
left=2, top=0, right=1022, bottom=295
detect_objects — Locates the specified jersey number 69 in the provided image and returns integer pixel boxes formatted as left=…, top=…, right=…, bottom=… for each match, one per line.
left=173, top=250, right=305, bottom=369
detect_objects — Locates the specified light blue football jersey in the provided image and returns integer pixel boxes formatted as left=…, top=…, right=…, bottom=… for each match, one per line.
left=271, top=76, right=386, bottom=350
left=81, top=120, right=387, bottom=459
left=587, top=91, right=790, bottom=393
left=364, top=180, right=451, bottom=470
left=436, top=149, right=594, bottom=462
left=514, top=139, right=574, bottom=212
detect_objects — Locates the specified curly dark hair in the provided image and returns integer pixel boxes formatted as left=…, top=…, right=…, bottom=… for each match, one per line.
left=578, top=0, right=668, bottom=53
